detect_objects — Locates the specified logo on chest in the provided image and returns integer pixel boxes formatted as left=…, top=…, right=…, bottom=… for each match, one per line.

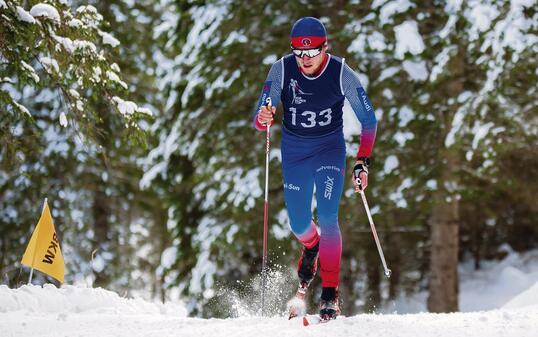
left=289, top=78, right=312, bottom=105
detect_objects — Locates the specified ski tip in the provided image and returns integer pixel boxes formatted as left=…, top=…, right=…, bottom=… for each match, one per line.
left=302, top=316, right=309, bottom=326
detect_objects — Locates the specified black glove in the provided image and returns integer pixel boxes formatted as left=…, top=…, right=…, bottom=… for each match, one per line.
left=353, top=157, right=370, bottom=191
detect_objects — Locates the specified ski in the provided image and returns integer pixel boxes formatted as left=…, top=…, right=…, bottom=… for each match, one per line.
left=302, top=314, right=339, bottom=326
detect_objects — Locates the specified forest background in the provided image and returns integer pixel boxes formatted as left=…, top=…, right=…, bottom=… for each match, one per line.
left=1, top=0, right=536, bottom=317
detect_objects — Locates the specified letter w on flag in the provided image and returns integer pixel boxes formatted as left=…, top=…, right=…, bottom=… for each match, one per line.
left=21, top=199, right=65, bottom=283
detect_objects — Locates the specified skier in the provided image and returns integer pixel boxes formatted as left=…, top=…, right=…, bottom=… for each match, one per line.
left=252, top=17, right=377, bottom=320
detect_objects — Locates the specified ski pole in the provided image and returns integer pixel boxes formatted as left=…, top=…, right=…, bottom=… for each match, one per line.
left=359, top=190, right=392, bottom=278
left=261, top=97, right=272, bottom=316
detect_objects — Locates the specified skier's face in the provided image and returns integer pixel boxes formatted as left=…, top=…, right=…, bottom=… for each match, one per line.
left=295, top=45, right=328, bottom=75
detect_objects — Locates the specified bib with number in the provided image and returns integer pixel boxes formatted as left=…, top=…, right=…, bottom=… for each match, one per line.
left=281, top=54, right=345, bottom=137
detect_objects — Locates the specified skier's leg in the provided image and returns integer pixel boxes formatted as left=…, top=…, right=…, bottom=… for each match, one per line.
left=282, top=160, right=318, bottom=247
left=283, top=157, right=322, bottom=293
left=313, top=148, right=346, bottom=289
left=313, top=144, right=345, bottom=320
left=283, top=158, right=320, bottom=318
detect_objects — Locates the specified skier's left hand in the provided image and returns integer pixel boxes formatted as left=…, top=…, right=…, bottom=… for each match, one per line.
left=352, top=159, right=369, bottom=192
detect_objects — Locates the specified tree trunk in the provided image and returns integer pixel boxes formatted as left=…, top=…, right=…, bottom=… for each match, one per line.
left=427, top=163, right=459, bottom=312
left=427, top=34, right=466, bottom=312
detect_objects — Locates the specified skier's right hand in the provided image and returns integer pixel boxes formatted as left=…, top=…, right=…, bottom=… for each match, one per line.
left=257, top=105, right=276, bottom=126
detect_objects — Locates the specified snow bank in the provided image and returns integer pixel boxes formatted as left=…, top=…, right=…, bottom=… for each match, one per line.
left=0, top=284, right=186, bottom=316
left=503, top=281, right=538, bottom=309
left=389, top=248, right=538, bottom=313
left=1, top=263, right=538, bottom=337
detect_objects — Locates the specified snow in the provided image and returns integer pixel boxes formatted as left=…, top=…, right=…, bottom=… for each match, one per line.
left=430, top=46, right=457, bottom=82
left=444, top=104, right=466, bottom=147
left=471, top=121, right=494, bottom=149
left=466, top=3, right=500, bottom=35
left=274, top=209, right=291, bottom=240
left=76, top=5, right=98, bottom=15
left=53, top=35, right=98, bottom=55
left=113, top=96, right=137, bottom=115
left=100, top=31, right=121, bottom=47
left=0, top=284, right=186, bottom=315
left=389, top=177, right=412, bottom=208
left=205, top=69, right=241, bottom=99
left=376, top=0, right=415, bottom=25
left=426, top=179, right=437, bottom=190
left=398, top=106, right=415, bottom=127
left=59, top=112, right=68, bottom=127
left=393, top=131, right=414, bottom=146
left=379, top=66, right=400, bottom=82
left=394, top=20, right=425, bottom=59
left=107, top=71, right=128, bottom=89
left=16, top=6, right=36, bottom=24
left=68, top=18, right=83, bottom=27
left=263, top=55, right=278, bottom=65
left=504, top=282, right=538, bottom=309
left=30, top=3, right=61, bottom=22
left=390, top=249, right=538, bottom=314
left=40, top=57, right=60, bottom=74
left=68, top=89, right=80, bottom=98
left=112, top=96, right=153, bottom=117
left=1, top=272, right=538, bottom=337
left=20, top=61, right=39, bottom=83
left=367, top=31, right=387, bottom=51
left=0, top=0, right=6, bottom=9
left=13, top=101, right=31, bottom=116
left=402, top=60, right=428, bottom=81
left=384, top=155, right=399, bottom=173
left=189, top=217, right=221, bottom=294
left=222, top=31, right=248, bottom=46
left=160, top=246, right=178, bottom=269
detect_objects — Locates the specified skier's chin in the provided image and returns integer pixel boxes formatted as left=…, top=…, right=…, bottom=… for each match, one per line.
left=302, top=64, right=315, bottom=74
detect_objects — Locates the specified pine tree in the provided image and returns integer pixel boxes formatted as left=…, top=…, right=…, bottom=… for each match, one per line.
left=0, top=0, right=151, bottom=287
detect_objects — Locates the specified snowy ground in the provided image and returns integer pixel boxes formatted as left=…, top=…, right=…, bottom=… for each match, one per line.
left=1, top=249, right=538, bottom=337
left=389, top=246, right=538, bottom=313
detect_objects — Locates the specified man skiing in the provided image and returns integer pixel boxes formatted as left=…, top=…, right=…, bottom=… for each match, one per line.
left=252, top=17, right=377, bottom=320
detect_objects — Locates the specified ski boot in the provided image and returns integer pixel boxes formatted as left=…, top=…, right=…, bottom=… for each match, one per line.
left=288, top=241, right=320, bottom=319
left=319, top=287, right=340, bottom=321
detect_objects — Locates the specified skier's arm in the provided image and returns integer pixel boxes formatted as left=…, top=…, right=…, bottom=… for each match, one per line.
left=252, top=59, right=283, bottom=131
left=342, top=63, right=377, bottom=159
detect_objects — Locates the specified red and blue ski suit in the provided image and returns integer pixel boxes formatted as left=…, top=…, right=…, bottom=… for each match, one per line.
left=253, top=54, right=377, bottom=287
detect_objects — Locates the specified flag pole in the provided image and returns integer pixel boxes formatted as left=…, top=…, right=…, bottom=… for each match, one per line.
left=28, top=198, right=48, bottom=284
left=28, top=268, right=34, bottom=284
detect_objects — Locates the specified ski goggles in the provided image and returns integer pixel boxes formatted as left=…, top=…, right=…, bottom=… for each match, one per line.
left=291, top=46, right=323, bottom=58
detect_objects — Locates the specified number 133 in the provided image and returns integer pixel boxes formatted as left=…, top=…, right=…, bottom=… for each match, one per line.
left=289, top=107, right=332, bottom=128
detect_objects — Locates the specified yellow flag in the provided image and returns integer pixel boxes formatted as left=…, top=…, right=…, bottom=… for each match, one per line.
left=21, top=199, right=65, bottom=283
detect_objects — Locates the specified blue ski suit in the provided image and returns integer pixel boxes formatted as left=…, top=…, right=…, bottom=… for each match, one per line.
left=253, top=54, right=377, bottom=287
